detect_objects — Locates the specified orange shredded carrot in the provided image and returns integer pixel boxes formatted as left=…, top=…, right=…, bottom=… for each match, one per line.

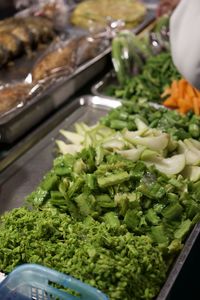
left=162, top=78, right=200, bottom=115
left=163, top=97, right=178, bottom=108
left=193, top=97, right=200, bottom=115
left=178, top=79, right=187, bottom=98
left=187, top=84, right=196, bottom=98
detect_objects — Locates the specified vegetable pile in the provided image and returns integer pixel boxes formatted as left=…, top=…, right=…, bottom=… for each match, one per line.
left=162, top=79, right=200, bottom=115
left=1, top=146, right=200, bottom=299
left=110, top=52, right=180, bottom=103
left=28, top=148, right=200, bottom=245
left=56, top=119, right=200, bottom=180
left=101, top=100, right=200, bottom=140
left=0, top=207, right=167, bottom=300
left=109, top=28, right=180, bottom=103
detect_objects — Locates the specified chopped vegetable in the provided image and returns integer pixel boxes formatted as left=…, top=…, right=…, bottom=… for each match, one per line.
left=178, top=139, right=200, bottom=165
left=56, top=121, right=200, bottom=177
left=0, top=207, right=167, bottom=300
left=107, top=52, right=180, bottom=103
left=26, top=148, right=200, bottom=255
left=162, top=79, right=200, bottom=115
left=181, top=166, right=200, bottom=182
left=126, top=133, right=169, bottom=151
left=144, top=154, right=186, bottom=175
left=101, top=100, right=200, bottom=140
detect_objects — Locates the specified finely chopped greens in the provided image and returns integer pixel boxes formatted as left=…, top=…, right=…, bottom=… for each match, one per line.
left=0, top=207, right=167, bottom=300
left=1, top=149, right=200, bottom=299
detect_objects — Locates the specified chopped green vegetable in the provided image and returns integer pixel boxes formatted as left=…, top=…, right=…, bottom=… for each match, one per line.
left=0, top=207, right=167, bottom=300
left=108, top=52, right=180, bottom=103
left=101, top=101, right=200, bottom=142
left=26, top=148, right=199, bottom=255
left=97, top=171, right=130, bottom=188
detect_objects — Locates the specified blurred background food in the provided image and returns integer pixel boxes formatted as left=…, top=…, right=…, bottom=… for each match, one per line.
left=0, top=16, right=54, bottom=67
left=71, top=0, right=147, bottom=29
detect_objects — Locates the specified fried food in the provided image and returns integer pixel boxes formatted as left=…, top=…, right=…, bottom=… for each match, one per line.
left=0, top=16, right=55, bottom=67
left=0, top=83, right=31, bottom=114
left=71, top=0, right=146, bottom=29
left=0, top=45, right=9, bottom=67
left=23, top=17, right=55, bottom=44
left=32, top=34, right=106, bottom=82
left=0, top=20, right=34, bottom=48
left=32, top=39, right=78, bottom=82
left=0, top=32, right=21, bottom=58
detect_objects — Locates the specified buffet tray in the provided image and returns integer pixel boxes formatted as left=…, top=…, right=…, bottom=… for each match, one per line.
left=0, top=95, right=199, bottom=300
left=91, top=70, right=118, bottom=100
left=0, top=8, right=155, bottom=145
left=0, top=49, right=110, bottom=144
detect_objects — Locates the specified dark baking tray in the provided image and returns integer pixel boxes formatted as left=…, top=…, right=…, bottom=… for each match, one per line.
left=0, top=8, right=155, bottom=144
left=0, top=95, right=199, bottom=300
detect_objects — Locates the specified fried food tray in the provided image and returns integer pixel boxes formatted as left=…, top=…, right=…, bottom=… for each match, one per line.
left=0, top=95, right=199, bottom=300
left=0, top=48, right=110, bottom=144
left=0, top=8, right=155, bottom=144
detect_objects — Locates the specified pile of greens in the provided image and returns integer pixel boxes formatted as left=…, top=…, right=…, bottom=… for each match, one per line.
left=0, top=207, right=167, bottom=300
left=27, top=149, right=200, bottom=247
left=109, top=20, right=180, bottom=104
left=101, top=100, right=200, bottom=140
left=107, top=52, right=180, bottom=103
left=1, top=147, right=200, bottom=299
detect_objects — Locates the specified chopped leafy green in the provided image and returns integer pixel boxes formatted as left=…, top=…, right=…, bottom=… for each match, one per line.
left=101, top=101, right=200, bottom=142
left=0, top=207, right=167, bottom=300
left=108, top=52, right=180, bottom=103
left=26, top=148, right=200, bottom=256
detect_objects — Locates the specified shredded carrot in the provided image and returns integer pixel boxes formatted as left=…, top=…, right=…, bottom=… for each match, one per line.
left=163, top=97, right=178, bottom=108
left=162, top=78, right=200, bottom=115
left=193, top=97, right=200, bottom=115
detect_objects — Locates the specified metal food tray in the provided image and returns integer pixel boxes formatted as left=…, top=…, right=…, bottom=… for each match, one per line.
left=0, top=49, right=110, bottom=144
left=91, top=70, right=119, bottom=100
left=0, top=95, right=199, bottom=300
left=0, top=8, right=155, bottom=144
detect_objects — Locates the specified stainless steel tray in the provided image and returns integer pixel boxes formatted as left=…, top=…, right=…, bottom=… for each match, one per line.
left=91, top=70, right=118, bottom=100
left=0, top=94, right=199, bottom=300
left=0, top=49, right=110, bottom=144
left=0, top=8, right=155, bottom=144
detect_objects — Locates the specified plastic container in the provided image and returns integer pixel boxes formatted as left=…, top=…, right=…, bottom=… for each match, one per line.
left=0, top=264, right=109, bottom=300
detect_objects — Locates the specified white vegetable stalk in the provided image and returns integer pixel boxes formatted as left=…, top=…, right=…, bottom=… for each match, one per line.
left=117, top=147, right=145, bottom=161
left=144, top=154, right=186, bottom=175
left=181, top=166, right=200, bottom=182
left=56, top=141, right=83, bottom=155
left=60, top=130, right=84, bottom=145
left=127, top=133, right=169, bottom=151
left=178, top=140, right=200, bottom=165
